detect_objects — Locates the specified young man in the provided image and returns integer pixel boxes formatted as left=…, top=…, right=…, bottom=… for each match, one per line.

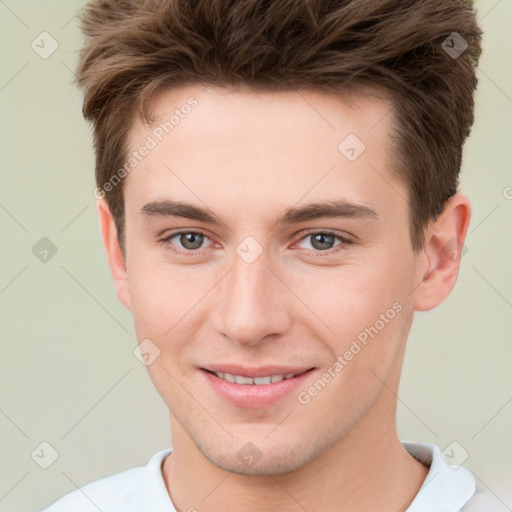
left=42, top=0, right=488, bottom=510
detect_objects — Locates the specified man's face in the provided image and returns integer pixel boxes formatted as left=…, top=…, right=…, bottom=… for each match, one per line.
left=121, top=85, right=425, bottom=474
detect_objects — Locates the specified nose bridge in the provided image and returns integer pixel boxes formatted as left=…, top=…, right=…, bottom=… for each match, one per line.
left=212, top=242, right=290, bottom=345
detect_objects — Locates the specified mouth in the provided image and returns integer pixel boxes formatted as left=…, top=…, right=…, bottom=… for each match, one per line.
left=204, top=369, right=309, bottom=385
left=200, top=365, right=316, bottom=409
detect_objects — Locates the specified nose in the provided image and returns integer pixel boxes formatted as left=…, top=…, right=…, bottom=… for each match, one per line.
left=211, top=244, right=292, bottom=347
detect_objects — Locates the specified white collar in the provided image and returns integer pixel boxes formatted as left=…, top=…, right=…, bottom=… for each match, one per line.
left=402, top=441, right=476, bottom=511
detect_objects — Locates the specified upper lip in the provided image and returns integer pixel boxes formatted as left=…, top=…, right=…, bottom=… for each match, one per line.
left=201, top=365, right=314, bottom=378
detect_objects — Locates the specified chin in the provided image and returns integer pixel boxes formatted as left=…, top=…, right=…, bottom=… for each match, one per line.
left=195, top=430, right=335, bottom=476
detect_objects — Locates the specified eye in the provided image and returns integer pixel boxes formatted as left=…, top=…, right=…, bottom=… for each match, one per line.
left=159, top=229, right=352, bottom=257
left=295, top=230, right=351, bottom=255
left=160, top=230, right=213, bottom=255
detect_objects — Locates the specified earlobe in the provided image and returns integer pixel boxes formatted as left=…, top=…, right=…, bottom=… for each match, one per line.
left=96, top=199, right=132, bottom=310
left=413, top=193, right=471, bottom=312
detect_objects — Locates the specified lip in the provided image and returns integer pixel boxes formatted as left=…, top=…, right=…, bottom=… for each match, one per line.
left=200, top=366, right=316, bottom=409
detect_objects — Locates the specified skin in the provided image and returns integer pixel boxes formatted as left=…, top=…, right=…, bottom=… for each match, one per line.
left=97, top=84, right=471, bottom=511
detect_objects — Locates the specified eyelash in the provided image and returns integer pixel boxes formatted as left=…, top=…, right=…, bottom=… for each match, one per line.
left=159, top=229, right=352, bottom=258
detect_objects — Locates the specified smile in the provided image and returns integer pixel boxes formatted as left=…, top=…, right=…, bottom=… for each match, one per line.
left=200, top=366, right=316, bottom=408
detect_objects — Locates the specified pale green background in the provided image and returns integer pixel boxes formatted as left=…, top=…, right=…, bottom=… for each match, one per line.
left=0, top=1, right=511, bottom=510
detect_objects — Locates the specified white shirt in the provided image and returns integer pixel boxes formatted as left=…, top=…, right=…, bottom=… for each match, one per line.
left=40, top=441, right=490, bottom=511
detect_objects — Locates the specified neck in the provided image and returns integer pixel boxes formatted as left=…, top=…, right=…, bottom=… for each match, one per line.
left=162, top=385, right=428, bottom=512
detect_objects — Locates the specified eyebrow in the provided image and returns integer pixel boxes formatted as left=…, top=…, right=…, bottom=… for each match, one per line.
left=140, top=198, right=378, bottom=228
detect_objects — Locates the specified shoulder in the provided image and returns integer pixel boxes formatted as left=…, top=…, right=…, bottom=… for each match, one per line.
left=460, top=488, right=501, bottom=512
left=40, top=467, right=145, bottom=512
left=40, top=449, right=173, bottom=512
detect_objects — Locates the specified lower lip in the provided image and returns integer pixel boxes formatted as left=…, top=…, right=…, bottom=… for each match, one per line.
left=201, top=369, right=315, bottom=409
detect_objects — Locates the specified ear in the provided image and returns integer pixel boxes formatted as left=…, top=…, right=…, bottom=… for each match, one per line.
left=413, top=193, right=471, bottom=312
left=96, top=198, right=132, bottom=310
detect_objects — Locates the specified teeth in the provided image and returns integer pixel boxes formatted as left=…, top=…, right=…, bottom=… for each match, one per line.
left=214, top=371, right=297, bottom=385
left=235, top=375, right=254, bottom=385
left=253, top=376, right=272, bottom=385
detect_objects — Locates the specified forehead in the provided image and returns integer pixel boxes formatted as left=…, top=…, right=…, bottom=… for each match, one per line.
left=124, top=84, right=404, bottom=222
left=141, top=84, right=393, bottom=146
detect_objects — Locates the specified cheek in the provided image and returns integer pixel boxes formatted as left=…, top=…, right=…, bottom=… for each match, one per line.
left=286, top=261, right=407, bottom=337
left=288, top=256, right=412, bottom=380
left=127, top=253, right=208, bottom=334
left=298, top=310, right=409, bottom=428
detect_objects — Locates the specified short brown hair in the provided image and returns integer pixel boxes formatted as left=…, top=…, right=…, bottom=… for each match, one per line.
left=76, top=0, right=482, bottom=254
